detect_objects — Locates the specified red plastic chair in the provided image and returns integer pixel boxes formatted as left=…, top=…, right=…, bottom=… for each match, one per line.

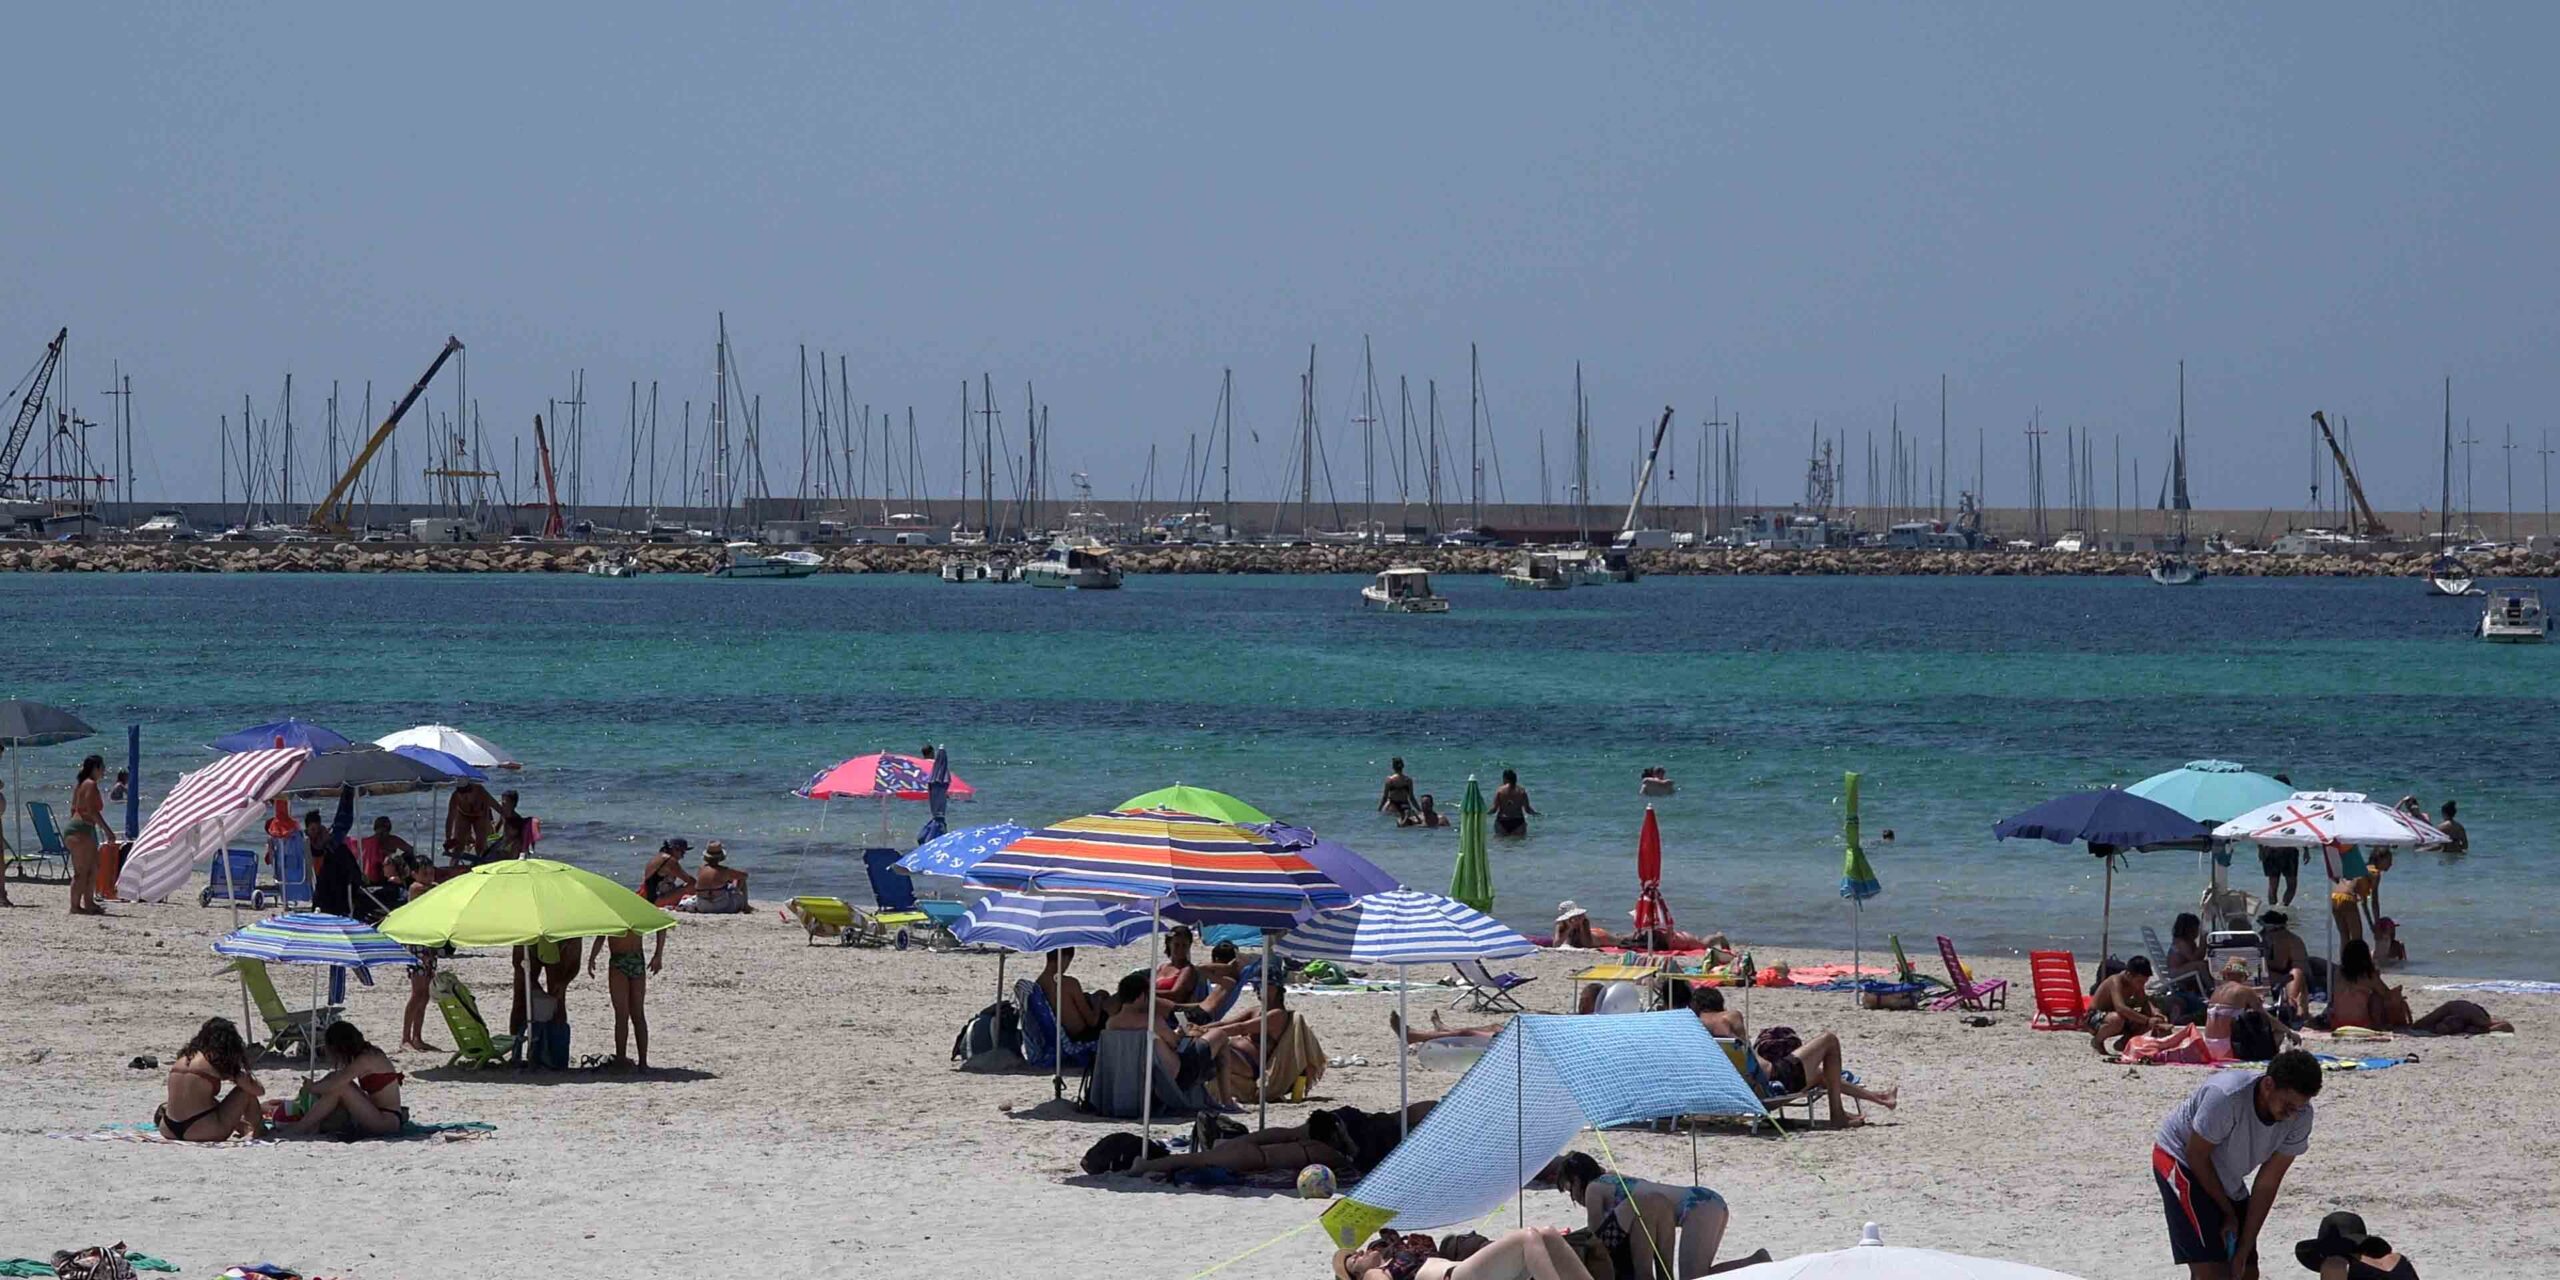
left=2029, top=950, right=2088, bottom=1031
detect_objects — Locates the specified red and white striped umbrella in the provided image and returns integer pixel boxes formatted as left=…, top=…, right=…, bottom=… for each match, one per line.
left=116, top=748, right=311, bottom=903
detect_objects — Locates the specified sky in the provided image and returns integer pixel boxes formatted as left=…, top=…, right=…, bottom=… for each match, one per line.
left=4, top=4, right=2556, bottom=522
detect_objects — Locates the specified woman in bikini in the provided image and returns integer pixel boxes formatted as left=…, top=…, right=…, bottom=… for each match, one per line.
left=156, top=1017, right=265, bottom=1142
left=1335, top=1227, right=1604, bottom=1280
left=289, top=1021, right=407, bottom=1138
left=1154, top=925, right=1201, bottom=1003
left=1552, top=1151, right=1769, bottom=1280
left=638, top=838, right=694, bottom=907
left=589, top=926, right=667, bottom=1068
left=65, top=754, right=112, bottom=915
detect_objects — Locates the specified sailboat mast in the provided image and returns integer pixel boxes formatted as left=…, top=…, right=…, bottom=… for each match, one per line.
left=1468, top=343, right=1481, bottom=533
left=1221, top=368, right=1233, bottom=540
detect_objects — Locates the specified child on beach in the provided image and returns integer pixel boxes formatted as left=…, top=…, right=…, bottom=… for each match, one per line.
left=588, top=927, right=666, bottom=1069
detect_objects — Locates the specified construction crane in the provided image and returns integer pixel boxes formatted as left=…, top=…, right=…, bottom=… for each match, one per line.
left=530, top=413, right=565, bottom=539
left=2309, top=410, right=2388, bottom=537
left=308, top=336, right=463, bottom=532
left=1618, top=406, right=1676, bottom=537
left=1, top=328, right=68, bottom=497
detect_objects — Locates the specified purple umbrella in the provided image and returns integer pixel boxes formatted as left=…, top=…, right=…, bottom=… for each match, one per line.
left=1253, top=822, right=1402, bottom=899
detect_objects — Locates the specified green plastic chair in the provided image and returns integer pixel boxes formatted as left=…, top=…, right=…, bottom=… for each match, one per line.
left=432, top=973, right=521, bottom=1068
left=222, top=958, right=338, bottom=1055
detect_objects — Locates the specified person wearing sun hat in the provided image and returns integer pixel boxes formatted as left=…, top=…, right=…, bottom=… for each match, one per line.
left=2294, top=1211, right=2416, bottom=1278
left=1553, top=900, right=1608, bottom=949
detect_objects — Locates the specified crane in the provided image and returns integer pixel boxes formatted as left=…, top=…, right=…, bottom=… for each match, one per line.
left=530, top=413, right=564, bottom=539
left=1, top=328, right=67, bottom=497
left=1618, top=406, right=1676, bottom=537
left=2309, top=410, right=2388, bottom=538
left=308, top=336, right=463, bottom=532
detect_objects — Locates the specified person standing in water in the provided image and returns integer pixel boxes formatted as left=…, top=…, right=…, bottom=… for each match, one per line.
left=1491, top=769, right=1536, bottom=837
left=1378, top=758, right=1418, bottom=822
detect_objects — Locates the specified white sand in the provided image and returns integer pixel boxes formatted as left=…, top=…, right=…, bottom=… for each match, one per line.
left=2, top=880, right=2551, bottom=1278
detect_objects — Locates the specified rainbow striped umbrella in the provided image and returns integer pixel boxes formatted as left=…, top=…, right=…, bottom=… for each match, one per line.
left=966, top=807, right=1351, bottom=927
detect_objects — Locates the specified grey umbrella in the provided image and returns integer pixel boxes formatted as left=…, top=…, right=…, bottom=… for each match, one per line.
left=0, top=700, right=96, bottom=881
left=279, top=747, right=452, bottom=797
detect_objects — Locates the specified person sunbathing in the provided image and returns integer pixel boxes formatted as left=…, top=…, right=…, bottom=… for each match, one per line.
left=2204, top=963, right=2298, bottom=1058
left=2324, top=940, right=2513, bottom=1036
left=289, top=1021, right=407, bottom=1138
left=1335, top=1226, right=1604, bottom=1280
left=2087, top=956, right=2170, bottom=1056
left=1390, top=1009, right=1499, bottom=1047
left=1553, top=901, right=1612, bottom=949
left=1196, top=978, right=1292, bottom=1077
left=156, top=1017, right=265, bottom=1142
left=1720, top=1017, right=1895, bottom=1128
left=1038, top=947, right=1111, bottom=1041
left=1550, top=1151, right=1769, bottom=1279
left=679, top=844, right=750, bottom=912
left=1116, top=1100, right=1437, bottom=1180
left=1155, top=925, right=1202, bottom=1003
left=1689, top=986, right=1745, bottom=1039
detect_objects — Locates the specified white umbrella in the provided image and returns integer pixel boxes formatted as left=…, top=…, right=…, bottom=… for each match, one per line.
left=372, top=725, right=520, bottom=771
left=2210, top=791, right=2448, bottom=849
left=1719, top=1224, right=2094, bottom=1279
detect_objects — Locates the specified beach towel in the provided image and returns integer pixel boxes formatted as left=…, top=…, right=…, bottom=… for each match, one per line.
left=2424, top=980, right=2560, bottom=996
left=61, top=1120, right=495, bottom=1146
left=1233, top=1013, right=1327, bottom=1103
left=0, top=1254, right=177, bottom=1277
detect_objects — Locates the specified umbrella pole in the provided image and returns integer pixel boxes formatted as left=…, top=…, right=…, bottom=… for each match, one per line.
left=2101, top=854, right=2115, bottom=961
left=994, top=951, right=1007, bottom=1010
left=1258, top=932, right=1273, bottom=1133
left=1052, top=949, right=1064, bottom=1101
left=1397, top=963, right=1410, bottom=1137
left=1141, top=899, right=1159, bottom=1151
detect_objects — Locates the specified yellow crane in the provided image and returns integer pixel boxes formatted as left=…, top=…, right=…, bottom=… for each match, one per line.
left=308, top=336, right=463, bottom=533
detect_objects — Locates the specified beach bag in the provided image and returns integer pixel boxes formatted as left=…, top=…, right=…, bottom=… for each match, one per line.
left=951, top=999, right=1020, bottom=1064
left=50, top=1245, right=137, bottom=1280
left=1754, top=1026, right=1806, bottom=1094
left=2229, top=1010, right=2281, bottom=1062
left=528, top=1018, right=571, bottom=1070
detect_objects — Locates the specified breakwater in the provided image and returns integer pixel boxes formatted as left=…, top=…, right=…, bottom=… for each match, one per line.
left=5, top=541, right=2555, bottom=577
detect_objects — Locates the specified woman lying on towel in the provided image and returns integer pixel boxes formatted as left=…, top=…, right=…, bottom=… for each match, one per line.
left=289, top=1021, right=408, bottom=1138
left=1334, top=1226, right=1606, bottom=1280
left=156, top=1017, right=265, bottom=1142
left=2324, top=940, right=2514, bottom=1036
left=1113, top=1100, right=1438, bottom=1180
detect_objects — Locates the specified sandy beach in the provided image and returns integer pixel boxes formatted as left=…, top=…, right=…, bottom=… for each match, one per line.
left=0, top=878, right=2550, bottom=1279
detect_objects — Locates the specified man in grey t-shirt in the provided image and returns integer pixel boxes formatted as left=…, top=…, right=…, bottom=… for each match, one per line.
left=2150, top=1050, right=2322, bottom=1279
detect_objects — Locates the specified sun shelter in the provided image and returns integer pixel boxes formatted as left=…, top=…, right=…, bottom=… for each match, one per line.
left=1321, top=1011, right=1765, bottom=1246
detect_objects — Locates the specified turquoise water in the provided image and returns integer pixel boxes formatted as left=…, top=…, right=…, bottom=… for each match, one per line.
left=3, top=571, right=2549, bottom=976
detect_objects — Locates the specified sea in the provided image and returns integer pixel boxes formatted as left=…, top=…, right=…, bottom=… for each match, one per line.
left=3, top=570, right=2549, bottom=978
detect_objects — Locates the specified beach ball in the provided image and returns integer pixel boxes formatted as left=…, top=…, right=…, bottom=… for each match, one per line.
left=1297, top=1164, right=1338, bottom=1200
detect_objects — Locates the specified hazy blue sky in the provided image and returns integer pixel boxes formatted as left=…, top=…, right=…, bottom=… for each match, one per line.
left=6, top=5, right=2555, bottom=522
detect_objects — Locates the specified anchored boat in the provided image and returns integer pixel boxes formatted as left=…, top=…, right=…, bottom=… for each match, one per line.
left=1020, top=536, right=1122, bottom=589
left=1360, top=566, right=1450, bottom=613
left=2479, top=589, right=2549, bottom=643
left=708, top=542, right=822, bottom=579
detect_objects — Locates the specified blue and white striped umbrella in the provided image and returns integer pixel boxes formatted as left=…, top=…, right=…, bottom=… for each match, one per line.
left=955, top=892, right=1154, bottom=953
left=898, top=823, right=1031, bottom=877
left=1276, top=889, right=1533, bottom=965
left=213, top=912, right=417, bottom=977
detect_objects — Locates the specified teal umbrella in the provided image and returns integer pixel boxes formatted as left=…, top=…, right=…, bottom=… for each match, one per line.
left=1450, top=776, right=1492, bottom=913
left=2125, top=760, right=2294, bottom=824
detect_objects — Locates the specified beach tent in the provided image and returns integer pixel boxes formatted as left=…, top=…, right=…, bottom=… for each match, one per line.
left=1993, top=788, right=2212, bottom=960
left=372, top=724, right=519, bottom=771
left=1719, top=1224, right=2095, bottom=1279
left=0, top=698, right=95, bottom=876
left=1321, top=1011, right=1764, bottom=1245
left=1449, top=775, right=1491, bottom=913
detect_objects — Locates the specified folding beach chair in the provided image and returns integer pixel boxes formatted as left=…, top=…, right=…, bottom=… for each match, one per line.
left=1449, top=958, right=1537, bottom=1012
left=1080, top=1027, right=1226, bottom=1119
left=271, top=834, right=313, bottom=910
left=2028, top=950, right=2089, bottom=1032
left=1928, top=935, right=2009, bottom=1012
left=1015, top=978, right=1097, bottom=1077
left=16, top=800, right=71, bottom=882
left=432, top=972, right=522, bottom=1068
left=2141, top=925, right=2211, bottom=1002
left=1716, top=1037, right=1851, bottom=1133
left=787, top=895, right=865, bottom=945
left=860, top=849, right=961, bottom=948
left=222, top=958, right=339, bottom=1056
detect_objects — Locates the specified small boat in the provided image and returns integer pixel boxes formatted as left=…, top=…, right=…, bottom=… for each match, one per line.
left=939, top=556, right=1011, bottom=584
left=133, top=509, right=199, bottom=540
left=1019, top=536, right=1122, bottom=589
left=2479, top=589, right=2549, bottom=643
left=2149, top=555, right=2205, bottom=586
left=1360, top=566, right=1450, bottom=613
left=2424, top=556, right=2481, bottom=598
left=1501, top=550, right=1574, bottom=590
left=708, top=542, right=822, bottom=579
left=586, top=554, right=638, bottom=579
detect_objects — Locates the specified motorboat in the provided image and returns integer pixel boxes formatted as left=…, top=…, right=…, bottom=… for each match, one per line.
left=2479, top=589, right=2549, bottom=643
left=1360, top=566, right=1450, bottom=613
left=1501, top=549, right=1573, bottom=590
left=708, top=542, right=822, bottom=579
left=2425, top=556, right=2481, bottom=598
left=2149, top=555, right=2205, bottom=586
left=1019, top=536, right=1121, bottom=589
left=586, top=553, right=638, bottom=579
left=133, top=509, right=199, bottom=540
left=1554, top=547, right=1614, bottom=587
left=939, top=556, right=1012, bottom=584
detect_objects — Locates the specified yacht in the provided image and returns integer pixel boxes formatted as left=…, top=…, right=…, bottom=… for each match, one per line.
left=2479, top=589, right=2549, bottom=643
left=133, top=509, right=199, bottom=540
left=1553, top=547, right=1614, bottom=586
left=1019, top=536, right=1122, bottom=589
left=939, top=555, right=1013, bottom=584
left=708, top=542, right=822, bottom=579
left=2149, top=555, right=2205, bottom=587
left=1500, top=549, right=1573, bottom=590
left=1360, top=566, right=1450, bottom=613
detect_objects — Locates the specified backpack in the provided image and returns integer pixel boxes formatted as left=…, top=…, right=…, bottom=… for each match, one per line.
left=1753, top=1026, right=1806, bottom=1094
left=951, top=999, right=1021, bottom=1065
left=2229, top=1009, right=2281, bottom=1062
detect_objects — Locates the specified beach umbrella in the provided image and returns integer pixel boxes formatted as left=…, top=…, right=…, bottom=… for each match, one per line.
left=916, top=747, right=955, bottom=845
left=1253, top=823, right=1402, bottom=898
left=1449, top=776, right=1492, bottom=913
left=2210, top=792, right=2449, bottom=850
left=387, top=745, right=487, bottom=782
left=214, top=911, right=416, bottom=1070
left=896, top=822, right=1031, bottom=877
left=115, top=748, right=311, bottom=905
left=0, top=699, right=95, bottom=873
left=1279, top=888, right=1534, bottom=1132
left=279, top=746, right=452, bottom=797
left=1993, top=787, right=2212, bottom=960
left=210, top=718, right=350, bottom=754
left=1717, top=1224, right=2094, bottom=1280
left=799, top=751, right=970, bottom=846
left=1841, top=772, right=1880, bottom=982
left=1116, top=784, right=1273, bottom=826
left=1630, top=806, right=1676, bottom=950
left=379, top=857, right=676, bottom=948
left=372, top=724, right=520, bottom=771
left=2125, top=759, right=2294, bottom=825
left=955, top=891, right=1153, bottom=1101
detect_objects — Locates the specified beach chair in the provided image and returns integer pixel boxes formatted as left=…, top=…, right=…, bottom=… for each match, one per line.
left=1080, top=1027, right=1226, bottom=1119
left=862, top=849, right=961, bottom=948
left=223, top=958, right=338, bottom=1056
left=1928, top=935, right=2009, bottom=1012
left=14, top=800, right=71, bottom=881
left=1716, top=1037, right=1845, bottom=1133
left=196, top=848, right=274, bottom=909
left=2028, top=950, right=2089, bottom=1032
left=432, top=972, right=522, bottom=1068
left=272, top=834, right=313, bottom=910
left=2141, top=926, right=2212, bottom=1001
left=1450, top=958, right=1537, bottom=1012
left=787, top=895, right=865, bottom=945
left=1015, top=978, right=1097, bottom=1080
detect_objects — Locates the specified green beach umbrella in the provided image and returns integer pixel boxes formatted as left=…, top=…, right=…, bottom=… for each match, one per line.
left=380, top=857, right=676, bottom=948
left=1116, top=784, right=1273, bottom=826
left=1450, top=775, right=1492, bottom=912
left=1841, top=771, right=1880, bottom=985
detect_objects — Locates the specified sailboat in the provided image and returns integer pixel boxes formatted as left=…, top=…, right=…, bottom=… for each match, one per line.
left=2150, top=362, right=2206, bottom=586
left=2426, top=377, right=2482, bottom=597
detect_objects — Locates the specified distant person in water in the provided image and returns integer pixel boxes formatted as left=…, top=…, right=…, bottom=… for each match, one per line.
left=1415, top=794, right=1449, bottom=828
left=1491, top=770, right=1535, bottom=837
left=445, top=782, right=497, bottom=858
left=1640, top=767, right=1676, bottom=797
left=2435, top=800, right=2467, bottom=852
left=1379, top=758, right=1418, bottom=823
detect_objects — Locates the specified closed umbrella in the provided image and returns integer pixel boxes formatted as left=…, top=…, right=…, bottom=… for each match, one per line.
left=210, top=718, right=350, bottom=753
left=1841, top=773, right=1879, bottom=983
left=916, top=747, right=954, bottom=845
left=1630, top=806, right=1675, bottom=951
left=954, top=891, right=1154, bottom=1099
left=1116, top=784, right=1273, bottom=826
left=1449, top=776, right=1492, bottom=912
left=372, top=724, right=519, bottom=770
left=1993, top=788, right=2212, bottom=959
left=1277, top=888, right=1533, bottom=1134
left=1718, top=1224, right=2094, bottom=1279
left=0, top=699, right=94, bottom=881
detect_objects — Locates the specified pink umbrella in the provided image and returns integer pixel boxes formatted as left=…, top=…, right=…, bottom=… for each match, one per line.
left=797, top=753, right=975, bottom=801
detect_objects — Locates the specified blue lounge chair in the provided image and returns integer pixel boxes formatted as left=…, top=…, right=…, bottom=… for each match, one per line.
left=863, top=848, right=964, bottom=948
left=198, top=848, right=274, bottom=908
left=14, top=801, right=71, bottom=882
left=272, top=834, right=314, bottom=910
left=1015, top=978, right=1097, bottom=1077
